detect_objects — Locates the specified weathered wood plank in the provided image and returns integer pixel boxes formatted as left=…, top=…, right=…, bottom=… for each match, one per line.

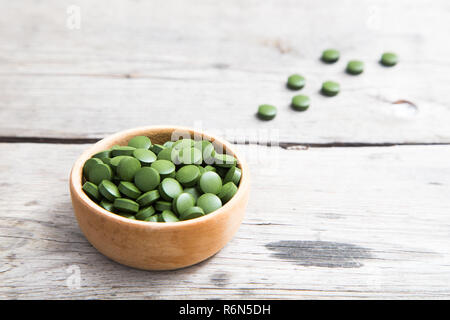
left=0, top=143, right=449, bottom=299
left=0, top=0, right=450, bottom=143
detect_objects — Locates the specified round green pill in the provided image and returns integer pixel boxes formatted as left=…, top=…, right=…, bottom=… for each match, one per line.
left=155, top=201, right=172, bottom=212
left=346, top=60, right=364, bottom=75
left=151, top=160, right=176, bottom=179
left=159, top=178, right=183, bottom=201
left=214, top=153, right=237, bottom=168
left=136, top=189, right=160, bottom=206
left=113, top=198, right=139, bottom=213
left=291, top=94, right=310, bottom=111
left=118, top=181, right=142, bottom=199
left=111, top=146, right=136, bottom=157
left=83, top=158, right=103, bottom=177
left=117, top=156, right=141, bottom=181
left=224, top=166, right=241, bottom=185
left=133, top=148, right=157, bottom=166
left=161, top=210, right=179, bottom=222
left=380, top=52, right=398, bottom=66
left=135, top=206, right=156, bottom=220
left=218, top=181, right=238, bottom=204
left=100, top=199, right=114, bottom=212
left=88, top=163, right=113, bottom=185
left=176, top=165, right=201, bottom=187
left=180, top=206, right=205, bottom=221
left=173, top=193, right=195, bottom=215
left=321, top=49, right=340, bottom=63
left=82, top=181, right=101, bottom=201
left=197, top=193, right=222, bottom=214
left=287, top=74, right=305, bottom=90
left=199, top=171, right=222, bottom=194
left=98, top=180, right=121, bottom=201
left=321, top=81, right=340, bottom=97
left=128, top=136, right=152, bottom=149
left=257, top=104, right=277, bottom=120
left=134, top=167, right=160, bottom=192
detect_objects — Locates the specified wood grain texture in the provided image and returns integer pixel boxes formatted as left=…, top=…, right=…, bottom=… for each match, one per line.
left=1, top=143, right=449, bottom=299
left=1, top=0, right=449, bottom=300
left=0, top=0, right=450, bottom=143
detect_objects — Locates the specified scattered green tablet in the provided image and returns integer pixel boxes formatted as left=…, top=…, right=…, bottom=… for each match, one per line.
left=346, top=60, right=364, bottom=75
left=380, top=52, right=398, bottom=66
left=257, top=104, right=277, bottom=120
left=321, top=49, right=340, bottom=63
left=291, top=95, right=310, bottom=111
left=321, top=81, right=340, bottom=96
left=287, top=74, right=305, bottom=90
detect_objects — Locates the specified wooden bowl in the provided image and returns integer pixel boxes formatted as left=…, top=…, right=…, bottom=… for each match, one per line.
left=69, top=126, right=250, bottom=270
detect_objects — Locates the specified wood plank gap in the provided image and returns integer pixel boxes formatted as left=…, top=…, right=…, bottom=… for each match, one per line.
left=234, top=140, right=450, bottom=149
left=0, top=136, right=100, bottom=144
left=1, top=136, right=450, bottom=148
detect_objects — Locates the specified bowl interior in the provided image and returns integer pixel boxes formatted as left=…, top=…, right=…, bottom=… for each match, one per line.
left=71, top=126, right=248, bottom=226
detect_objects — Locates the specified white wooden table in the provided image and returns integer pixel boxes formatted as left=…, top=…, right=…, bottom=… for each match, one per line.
left=1, top=0, right=449, bottom=299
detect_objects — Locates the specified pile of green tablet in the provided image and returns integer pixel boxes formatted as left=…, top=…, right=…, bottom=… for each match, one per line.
left=257, top=50, right=398, bottom=120
left=82, top=136, right=241, bottom=222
